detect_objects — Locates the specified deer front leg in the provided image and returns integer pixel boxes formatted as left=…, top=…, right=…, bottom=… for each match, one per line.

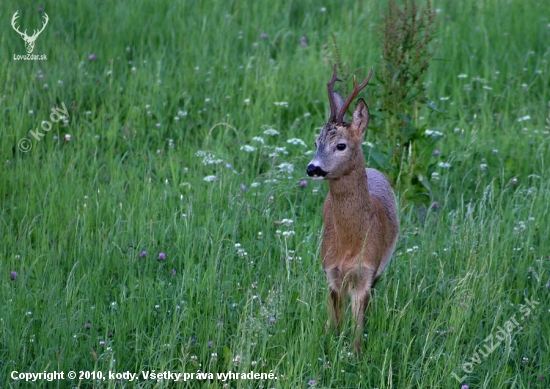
left=351, top=267, right=375, bottom=355
left=325, top=267, right=343, bottom=332
left=327, top=287, right=343, bottom=332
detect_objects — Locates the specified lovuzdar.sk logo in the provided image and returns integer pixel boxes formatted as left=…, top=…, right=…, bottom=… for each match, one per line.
left=11, top=10, right=48, bottom=60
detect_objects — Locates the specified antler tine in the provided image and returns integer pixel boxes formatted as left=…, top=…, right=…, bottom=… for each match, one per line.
left=11, top=11, right=26, bottom=37
left=336, top=67, right=374, bottom=124
left=31, top=13, right=49, bottom=38
left=327, top=64, right=342, bottom=123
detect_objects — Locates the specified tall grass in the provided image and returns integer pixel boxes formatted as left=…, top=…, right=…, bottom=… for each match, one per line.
left=1, top=0, right=549, bottom=388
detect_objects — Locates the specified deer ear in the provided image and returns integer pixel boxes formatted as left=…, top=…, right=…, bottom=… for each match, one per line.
left=331, top=92, right=346, bottom=122
left=351, top=98, right=369, bottom=135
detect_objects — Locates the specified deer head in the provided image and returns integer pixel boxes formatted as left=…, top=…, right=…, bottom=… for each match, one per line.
left=307, top=64, right=374, bottom=180
left=12, top=11, right=49, bottom=54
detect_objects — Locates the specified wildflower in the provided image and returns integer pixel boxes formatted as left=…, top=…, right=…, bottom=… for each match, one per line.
left=241, top=184, right=248, bottom=191
left=10, top=271, right=17, bottom=281
left=300, top=180, right=307, bottom=187
left=301, top=36, right=308, bottom=47
left=273, top=102, right=289, bottom=107
left=517, top=115, right=531, bottom=122
left=63, top=134, right=71, bottom=142
left=225, top=163, right=232, bottom=168
left=171, top=269, right=176, bottom=276
left=277, top=162, right=294, bottom=174
left=84, top=323, right=91, bottom=330
left=263, top=128, right=280, bottom=136
left=433, top=149, right=440, bottom=156
left=203, top=175, right=217, bottom=182
left=252, top=136, right=265, bottom=144
left=425, top=129, right=443, bottom=137
left=457, top=74, right=468, bottom=78
left=158, top=252, right=166, bottom=260
left=287, top=138, right=307, bottom=147
left=308, top=379, right=316, bottom=386
left=240, top=145, right=257, bottom=152
left=261, top=33, right=268, bottom=39
left=480, top=163, right=488, bottom=170
left=438, top=162, right=451, bottom=168
left=269, top=317, right=276, bottom=324
left=244, top=98, right=250, bottom=105
left=431, top=201, right=439, bottom=209
left=89, top=54, right=96, bottom=61
left=140, top=251, right=147, bottom=258
left=461, top=385, right=469, bottom=389
left=208, top=341, right=213, bottom=348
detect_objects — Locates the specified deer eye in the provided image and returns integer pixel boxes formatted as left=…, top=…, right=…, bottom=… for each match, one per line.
left=336, top=143, right=346, bottom=151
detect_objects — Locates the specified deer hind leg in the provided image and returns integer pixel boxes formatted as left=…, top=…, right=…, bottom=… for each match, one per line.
left=351, top=267, right=375, bottom=355
left=325, top=267, right=344, bottom=333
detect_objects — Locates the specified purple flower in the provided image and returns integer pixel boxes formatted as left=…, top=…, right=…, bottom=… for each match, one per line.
left=433, top=149, right=440, bottom=156
left=89, top=54, right=96, bottom=61
left=140, top=251, right=147, bottom=258
left=299, top=180, right=307, bottom=187
left=261, top=33, right=268, bottom=39
left=158, top=252, right=166, bottom=260
left=301, top=36, right=308, bottom=47
left=241, top=184, right=248, bottom=191
left=308, top=379, right=316, bottom=386
left=38, top=7, right=44, bottom=12
left=431, top=201, right=439, bottom=209
left=461, top=385, right=469, bottom=389
left=225, top=163, right=232, bottom=168
left=84, top=323, right=91, bottom=330
left=10, top=271, right=17, bottom=281
left=269, top=317, right=276, bottom=324
left=217, top=321, right=223, bottom=328
left=208, top=341, right=213, bottom=348
left=171, top=268, right=176, bottom=276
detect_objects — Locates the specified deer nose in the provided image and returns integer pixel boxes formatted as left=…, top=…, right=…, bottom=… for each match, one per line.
left=306, top=164, right=327, bottom=177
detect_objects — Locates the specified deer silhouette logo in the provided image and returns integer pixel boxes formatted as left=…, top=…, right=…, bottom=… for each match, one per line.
left=11, top=11, right=49, bottom=54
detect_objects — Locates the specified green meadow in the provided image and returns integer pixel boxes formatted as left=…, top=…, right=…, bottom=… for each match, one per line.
left=1, top=0, right=549, bottom=388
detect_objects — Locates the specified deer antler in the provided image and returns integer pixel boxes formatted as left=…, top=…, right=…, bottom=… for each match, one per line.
left=11, top=11, right=27, bottom=38
left=327, top=64, right=343, bottom=123
left=30, top=13, right=49, bottom=39
left=335, top=67, right=374, bottom=124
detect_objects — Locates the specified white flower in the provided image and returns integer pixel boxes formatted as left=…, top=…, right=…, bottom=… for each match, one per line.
left=457, top=74, right=468, bottom=78
left=517, top=115, right=531, bottom=122
left=425, top=129, right=443, bottom=137
left=282, top=230, right=295, bottom=238
left=203, top=175, right=217, bottom=182
left=277, top=163, right=294, bottom=174
left=280, top=219, right=294, bottom=227
left=250, top=182, right=261, bottom=188
left=263, top=128, right=280, bottom=136
left=240, top=145, right=257, bottom=152
left=195, top=151, right=223, bottom=165
left=252, top=136, right=265, bottom=144
left=287, top=138, right=307, bottom=147
left=273, top=102, right=289, bottom=107
left=438, top=162, right=451, bottom=168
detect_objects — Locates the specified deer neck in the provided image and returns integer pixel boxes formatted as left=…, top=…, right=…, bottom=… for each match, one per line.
left=327, top=159, right=373, bottom=245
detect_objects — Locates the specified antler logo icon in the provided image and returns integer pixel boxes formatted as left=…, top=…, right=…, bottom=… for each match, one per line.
left=11, top=11, right=49, bottom=54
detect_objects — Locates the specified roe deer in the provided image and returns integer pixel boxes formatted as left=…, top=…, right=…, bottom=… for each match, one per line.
left=306, top=64, right=399, bottom=355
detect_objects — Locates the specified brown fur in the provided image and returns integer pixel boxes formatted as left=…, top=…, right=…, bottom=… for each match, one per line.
left=308, top=97, right=399, bottom=355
